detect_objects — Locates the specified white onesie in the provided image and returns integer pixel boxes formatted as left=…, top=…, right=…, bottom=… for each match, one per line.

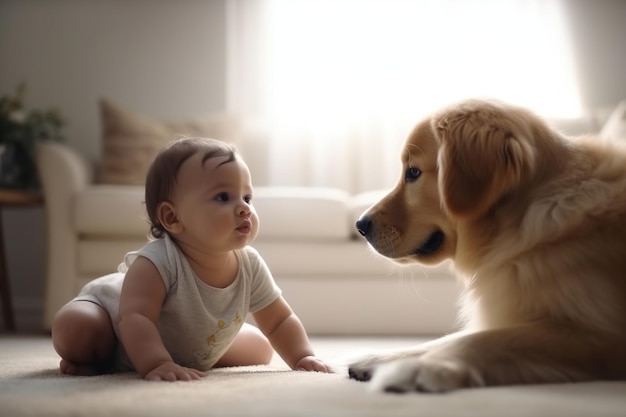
left=73, top=234, right=281, bottom=372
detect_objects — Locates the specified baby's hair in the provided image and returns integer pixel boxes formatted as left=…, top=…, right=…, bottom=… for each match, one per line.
left=144, top=137, right=238, bottom=239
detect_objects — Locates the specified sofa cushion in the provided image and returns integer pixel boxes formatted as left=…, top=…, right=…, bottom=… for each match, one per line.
left=600, top=100, right=626, bottom=141
left=98, top=98, right=238, bottom=185
left=74, top=185, right=148, bottom=237
left=74, top=185, right=355, bottom=240
left=253, top=187, right=352, bottom=240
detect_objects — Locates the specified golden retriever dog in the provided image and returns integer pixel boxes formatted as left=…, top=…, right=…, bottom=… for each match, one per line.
left=350, top=98, right=626, bottom=393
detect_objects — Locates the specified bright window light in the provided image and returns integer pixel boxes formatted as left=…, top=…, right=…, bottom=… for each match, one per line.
left=262, top=0, right=582, bottom=130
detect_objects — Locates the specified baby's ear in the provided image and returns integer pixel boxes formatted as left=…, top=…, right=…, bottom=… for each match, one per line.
left=157, top=202, right=183, bottom=234
left=433, top=106, right=536, bottom=219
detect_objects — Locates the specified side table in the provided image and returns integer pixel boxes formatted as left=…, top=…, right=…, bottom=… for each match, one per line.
left=0, top=188, right=43, bottom=332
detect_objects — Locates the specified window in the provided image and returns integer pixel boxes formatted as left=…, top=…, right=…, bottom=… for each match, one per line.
left=229, top=0, right=582, bottom=192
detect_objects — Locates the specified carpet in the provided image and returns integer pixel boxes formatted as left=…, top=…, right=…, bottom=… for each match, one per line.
left=1, top=335, right=625, bottom=417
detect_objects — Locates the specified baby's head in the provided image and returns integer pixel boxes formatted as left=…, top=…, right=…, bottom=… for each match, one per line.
left=144, top=137, right=243, bottom=240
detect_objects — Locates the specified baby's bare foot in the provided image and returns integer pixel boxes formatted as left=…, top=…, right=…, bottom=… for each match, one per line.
left=59, top=359, right=100, bottom=376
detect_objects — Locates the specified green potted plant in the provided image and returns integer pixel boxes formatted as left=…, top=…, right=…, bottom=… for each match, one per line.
left=0, top=82, right=66, bottom=190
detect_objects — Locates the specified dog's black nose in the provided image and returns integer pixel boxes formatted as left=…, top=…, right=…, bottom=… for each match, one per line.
left=355, top=216, right=372, bottom=238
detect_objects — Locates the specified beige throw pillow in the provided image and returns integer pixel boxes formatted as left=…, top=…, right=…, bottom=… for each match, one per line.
left=98, top=98, right=238, bottom=185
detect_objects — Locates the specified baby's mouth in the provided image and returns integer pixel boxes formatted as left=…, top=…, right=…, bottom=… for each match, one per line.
left=237, top=220, right=251, bottom=234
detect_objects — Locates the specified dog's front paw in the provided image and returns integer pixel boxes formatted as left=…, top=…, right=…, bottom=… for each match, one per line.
left=347, top=354, right=384, bottom=382
left=348, top=366, right=373, bottom=382
left=347, top=346, right=430, bottom=383
left=369, top=357, right=485, bottom=393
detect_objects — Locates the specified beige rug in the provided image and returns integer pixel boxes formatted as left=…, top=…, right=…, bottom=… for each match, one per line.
left=1, top=335, right=625, bottom=417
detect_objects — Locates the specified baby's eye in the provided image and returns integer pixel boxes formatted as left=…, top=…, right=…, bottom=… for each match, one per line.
left=215, top=192, right=230, bottom=202
left=244, top=195, right=252, bottom=204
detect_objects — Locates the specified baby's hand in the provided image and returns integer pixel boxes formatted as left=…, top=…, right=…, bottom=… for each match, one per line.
left=144, top=361, right=206, bottom=381
left=294, top=356, right=332, bottom=373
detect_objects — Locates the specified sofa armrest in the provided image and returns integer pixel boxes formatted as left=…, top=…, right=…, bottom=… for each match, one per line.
left=36, top=142, right=93, bottom=193
left=36, top=142, right=94, bottom=328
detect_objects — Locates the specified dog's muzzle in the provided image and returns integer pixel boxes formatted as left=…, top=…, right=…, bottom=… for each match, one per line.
left=356, top=215, right=444, bottom=258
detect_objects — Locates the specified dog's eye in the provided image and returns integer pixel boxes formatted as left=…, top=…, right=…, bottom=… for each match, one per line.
left=405, top=167, right=422, bottom=183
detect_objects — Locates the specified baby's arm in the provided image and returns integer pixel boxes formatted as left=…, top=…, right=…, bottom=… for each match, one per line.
left=253, top=296, right=330, bottom=372
left=118, top=256, right=204, bottom=381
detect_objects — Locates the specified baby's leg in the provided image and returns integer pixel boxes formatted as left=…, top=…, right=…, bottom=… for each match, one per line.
left=214, top=323, right=273, bottom=367
left=51, top=300, right=117, bottom=375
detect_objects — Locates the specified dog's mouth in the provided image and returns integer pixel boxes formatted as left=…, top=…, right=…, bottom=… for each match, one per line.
left=414, top=230, right=445, bottom=256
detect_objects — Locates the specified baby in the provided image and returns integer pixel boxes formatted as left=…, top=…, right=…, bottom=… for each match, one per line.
left=51, top=137, right=330, bottom=380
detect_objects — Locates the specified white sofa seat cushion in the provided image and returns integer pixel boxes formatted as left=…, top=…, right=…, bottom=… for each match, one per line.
left=74, top=185, right=147, bottom=237
left=75, top=185, right=357, bottom=240
left=253, top=187, right=352, bottom=240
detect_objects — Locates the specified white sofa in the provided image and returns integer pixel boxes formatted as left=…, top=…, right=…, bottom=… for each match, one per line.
left=37, top=107, right=614, bottom=336
left=36, top=142, right=460, bottom=335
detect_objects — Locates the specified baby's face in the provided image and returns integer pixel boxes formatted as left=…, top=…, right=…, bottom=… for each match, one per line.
left=171, top=151, right=259, bottom=252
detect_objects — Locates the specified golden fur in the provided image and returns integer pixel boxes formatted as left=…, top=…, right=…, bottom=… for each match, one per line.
left=349, top=99, right=626, bottom=393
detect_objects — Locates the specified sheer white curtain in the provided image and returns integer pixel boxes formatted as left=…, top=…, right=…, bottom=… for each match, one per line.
left=227, top=0, right=581, bottom=193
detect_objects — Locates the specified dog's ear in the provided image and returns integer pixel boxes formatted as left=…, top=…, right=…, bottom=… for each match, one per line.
left=433, top=105, right=536, bottom=218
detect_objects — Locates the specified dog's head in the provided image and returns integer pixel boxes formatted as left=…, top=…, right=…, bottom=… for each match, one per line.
left=356, top=99, right=553, bottom=266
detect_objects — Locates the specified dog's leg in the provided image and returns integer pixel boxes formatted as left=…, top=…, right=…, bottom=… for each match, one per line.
left=368, top=324, right=626, bottom=393
left=348, top=329, right=474, bottom=382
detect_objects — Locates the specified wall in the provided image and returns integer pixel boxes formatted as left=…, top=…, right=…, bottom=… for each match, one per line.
left=0, top=0, right=625, bottom=332
left=0, top=0, right=229, bottom=160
